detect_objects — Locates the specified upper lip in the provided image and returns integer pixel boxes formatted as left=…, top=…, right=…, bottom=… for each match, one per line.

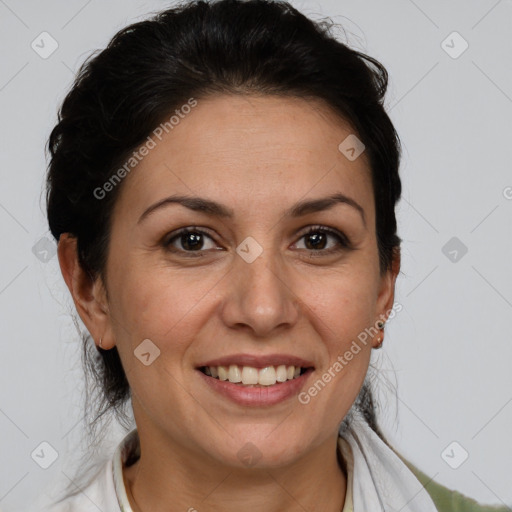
left=197, top=353, right=315, bottom=369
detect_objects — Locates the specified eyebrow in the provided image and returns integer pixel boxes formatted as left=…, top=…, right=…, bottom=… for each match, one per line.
left=137, top=192, right=366, bottom=227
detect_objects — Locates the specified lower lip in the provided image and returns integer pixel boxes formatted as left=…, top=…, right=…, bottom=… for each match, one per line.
left=197, top=368, right=314, bottom=406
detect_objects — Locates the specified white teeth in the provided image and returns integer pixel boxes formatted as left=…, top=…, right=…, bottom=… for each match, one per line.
left=241, top=366, right=259, bottom=385
left=228, top=364, right=242, bottom=383
left=218, top=366, right=228, bottom=381
left=258, top=366, right=277, bottom=386
left=203, top=364, right=307, bottom=386
left=276, top=364, right=288, bottom=382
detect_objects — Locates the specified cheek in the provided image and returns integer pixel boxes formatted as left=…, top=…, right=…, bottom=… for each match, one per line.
left=111, top=261, right=217, bottom=343
left=300, top=268, right=378, bottom=339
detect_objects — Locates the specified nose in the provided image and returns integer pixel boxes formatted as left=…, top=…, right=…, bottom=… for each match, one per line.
left=219, top=247, right=301, bottom=338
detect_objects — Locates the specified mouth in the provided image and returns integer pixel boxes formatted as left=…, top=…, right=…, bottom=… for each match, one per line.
left=197, top=364, right=313, bottom=387
left=195, top=354, right=316, bottom=406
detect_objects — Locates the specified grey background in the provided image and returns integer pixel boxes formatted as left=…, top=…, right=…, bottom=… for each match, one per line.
left=1, top=0, right=511, bottom=510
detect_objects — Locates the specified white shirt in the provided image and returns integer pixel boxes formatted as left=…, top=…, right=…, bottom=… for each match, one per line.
left=40, top=429, right=354, bottom=511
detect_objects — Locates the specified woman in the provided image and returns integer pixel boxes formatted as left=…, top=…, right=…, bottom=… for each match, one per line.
left=42, top=0, right=507, bottom=510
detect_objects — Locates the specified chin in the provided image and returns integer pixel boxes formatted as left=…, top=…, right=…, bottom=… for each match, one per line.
left=207, top=432, right=309, bottom=469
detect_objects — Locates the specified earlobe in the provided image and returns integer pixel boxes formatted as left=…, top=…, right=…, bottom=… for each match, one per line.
left=57, top=233, right=111, bottom=345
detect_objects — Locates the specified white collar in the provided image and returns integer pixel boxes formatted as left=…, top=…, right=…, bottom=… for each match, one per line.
left=112, top=428, right=139, bottom=511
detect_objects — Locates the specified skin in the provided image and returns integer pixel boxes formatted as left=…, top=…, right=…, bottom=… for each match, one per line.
left=58, top=94, right=400, bottom=512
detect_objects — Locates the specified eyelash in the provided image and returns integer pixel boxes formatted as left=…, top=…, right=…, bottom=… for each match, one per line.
left=163, top=225, right=351, bottom=258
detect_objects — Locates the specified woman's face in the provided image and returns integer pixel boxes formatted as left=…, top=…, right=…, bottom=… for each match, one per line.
left=88, top=94, right=398, bottom=467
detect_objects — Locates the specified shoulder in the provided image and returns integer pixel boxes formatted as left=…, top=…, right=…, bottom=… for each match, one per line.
left=36, top=458, right=121, bottom=512
left=399, top=455, right=510, bottom=512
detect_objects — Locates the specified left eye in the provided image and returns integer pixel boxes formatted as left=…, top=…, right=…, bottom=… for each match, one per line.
left=163, top=226, right=350, bottom=256
left=294, top=226, right=350, bottom=253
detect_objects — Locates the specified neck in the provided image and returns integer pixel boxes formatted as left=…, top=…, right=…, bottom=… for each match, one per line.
left=123, top=429, right=347, bottom=512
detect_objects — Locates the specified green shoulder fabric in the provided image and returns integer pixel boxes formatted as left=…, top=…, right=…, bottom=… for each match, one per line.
left=397, top=454, right=510, bottom=512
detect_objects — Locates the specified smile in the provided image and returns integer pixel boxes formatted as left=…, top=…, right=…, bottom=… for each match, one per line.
left=197, top=365, right=315, bottom=406
left=199, top=364, right=311, bottom=386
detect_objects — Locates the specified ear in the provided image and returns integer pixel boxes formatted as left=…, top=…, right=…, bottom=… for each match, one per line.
left=375, top=246, right=401, bottom=323
left=57, top=233, right=115, bottom=349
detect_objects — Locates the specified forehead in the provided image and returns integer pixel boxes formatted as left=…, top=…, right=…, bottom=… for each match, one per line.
left=113, top=94, right=374, bottom=222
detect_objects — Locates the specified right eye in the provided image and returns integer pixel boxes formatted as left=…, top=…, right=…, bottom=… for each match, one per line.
left=163, top=227, right=221, bottom=257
